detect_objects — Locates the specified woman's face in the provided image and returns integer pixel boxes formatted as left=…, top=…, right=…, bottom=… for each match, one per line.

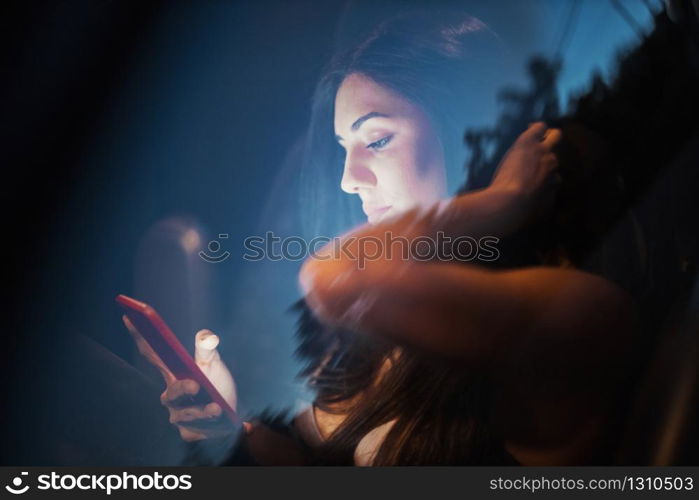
left=334, top=73, right=447, bottom=224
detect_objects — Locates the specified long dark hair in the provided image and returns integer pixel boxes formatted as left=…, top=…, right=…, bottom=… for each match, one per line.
left=296, top=11, right=517, bottom=465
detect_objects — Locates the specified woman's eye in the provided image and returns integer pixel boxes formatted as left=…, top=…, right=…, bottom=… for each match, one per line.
left=367, top=135, right=393, bottom=150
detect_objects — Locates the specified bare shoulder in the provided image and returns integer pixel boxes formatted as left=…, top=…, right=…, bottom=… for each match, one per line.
left=490, top=266, right=639, bottom=465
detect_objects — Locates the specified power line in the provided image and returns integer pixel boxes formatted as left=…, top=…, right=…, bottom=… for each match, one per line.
left=610, top=0, right=646, bottom=38
left=555, top=0, right=582, bottom=60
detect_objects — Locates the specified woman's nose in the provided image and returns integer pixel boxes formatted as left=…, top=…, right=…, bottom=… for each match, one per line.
left=340, top=152, right=376, bottom=193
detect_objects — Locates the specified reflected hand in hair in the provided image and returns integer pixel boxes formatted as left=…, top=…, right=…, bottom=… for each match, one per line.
left=488, top=121, right=562, bottom=222
left=122, top=316, right=242, bottom=442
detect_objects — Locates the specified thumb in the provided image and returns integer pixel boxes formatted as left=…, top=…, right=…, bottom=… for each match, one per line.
left=195, top=329, right=221, bottom=366
left=194, top=329, right=237, bottom=411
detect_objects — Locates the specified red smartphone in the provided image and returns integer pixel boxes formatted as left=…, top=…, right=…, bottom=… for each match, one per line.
left=116, top=294, right=239, bottom=425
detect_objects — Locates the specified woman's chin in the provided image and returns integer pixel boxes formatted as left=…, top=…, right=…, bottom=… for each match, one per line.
left=366, top=206, right=393, bottom=225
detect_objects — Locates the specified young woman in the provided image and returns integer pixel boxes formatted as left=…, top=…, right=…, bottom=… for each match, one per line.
left=124, top=11, right=639, bottom=465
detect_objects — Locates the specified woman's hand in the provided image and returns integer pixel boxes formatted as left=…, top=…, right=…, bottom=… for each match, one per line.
left=122, top=315, right=240, bottom=442
left=488, top=122, right=561, bottom=221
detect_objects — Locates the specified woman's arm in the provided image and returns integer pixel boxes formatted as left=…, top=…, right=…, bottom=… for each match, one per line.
left=302, top=260, right=636, bottom=367
left=300, top=257, right=638, bottom=463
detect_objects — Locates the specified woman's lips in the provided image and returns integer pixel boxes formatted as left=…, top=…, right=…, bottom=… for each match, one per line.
left=364, top=205, right=392, bottom=223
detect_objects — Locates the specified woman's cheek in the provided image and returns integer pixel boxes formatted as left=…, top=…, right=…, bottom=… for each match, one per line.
left=376, top=159, right=416, bottom=206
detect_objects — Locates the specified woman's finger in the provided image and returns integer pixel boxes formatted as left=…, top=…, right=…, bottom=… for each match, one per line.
left=517, top=122, right=547, bottom=145
left=176, top=423, right=235, bottom=441
left=177, top=426, right=208, bottom=442
left=169, top=402, right=222, bottom=424
left=161, top=379, right=200, bottom=408
left=541, top=128, right=562, bottom=150
left=169, top=405, right=208, bottom=424
left=175, top=419, right=230, bottom=433
left=173, top=403, right=234, bottom=439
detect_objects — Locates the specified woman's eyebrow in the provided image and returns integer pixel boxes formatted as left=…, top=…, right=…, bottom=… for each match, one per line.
left=336, top=111, right=390, bottom=142
left=351, top=111, right=390, bottom=131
